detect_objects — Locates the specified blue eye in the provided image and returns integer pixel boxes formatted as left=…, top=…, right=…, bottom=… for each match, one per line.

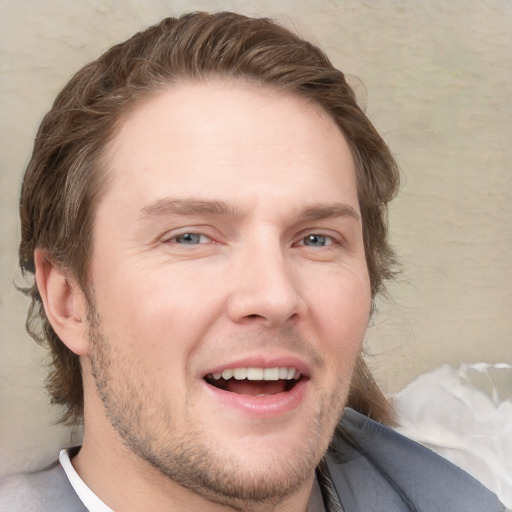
left=302, top=234, right=331, bottom=247
left=173, top=233, right=208, bottom=245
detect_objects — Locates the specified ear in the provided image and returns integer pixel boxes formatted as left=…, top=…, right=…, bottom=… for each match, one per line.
left=34, top=249, right=89, bottom=356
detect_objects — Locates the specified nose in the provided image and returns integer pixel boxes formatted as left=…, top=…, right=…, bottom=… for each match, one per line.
left=226, top=240, right=307, bottom=326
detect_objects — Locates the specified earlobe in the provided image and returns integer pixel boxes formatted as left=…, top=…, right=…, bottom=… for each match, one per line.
left=34, top=249, right=89, bottom=356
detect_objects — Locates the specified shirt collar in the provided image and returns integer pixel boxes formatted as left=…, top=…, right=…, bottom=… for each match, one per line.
left=59, top=448, right=113, bottom=511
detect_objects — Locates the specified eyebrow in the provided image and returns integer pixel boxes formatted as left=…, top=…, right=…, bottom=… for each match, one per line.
left=139, top=198, right=245, bottom=220
left=139, top=198, right=360, bottom=222
left=300, top=203, right=361, bottom=222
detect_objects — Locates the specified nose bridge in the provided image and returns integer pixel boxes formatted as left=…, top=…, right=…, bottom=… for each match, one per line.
left=227, top=230, right=305, bottom=325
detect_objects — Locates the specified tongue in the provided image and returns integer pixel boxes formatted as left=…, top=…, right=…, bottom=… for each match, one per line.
left=225, top=379, right=288, bottom=396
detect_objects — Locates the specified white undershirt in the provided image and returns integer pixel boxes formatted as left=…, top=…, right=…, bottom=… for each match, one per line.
left=59, top=449, right=113, bottom=512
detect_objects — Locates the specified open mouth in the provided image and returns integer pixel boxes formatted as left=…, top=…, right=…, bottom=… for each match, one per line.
left=204, top=367, right=303, bottom=396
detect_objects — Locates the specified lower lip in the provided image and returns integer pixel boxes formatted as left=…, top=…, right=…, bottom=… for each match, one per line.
left=201, top=379, right=308, bottom=418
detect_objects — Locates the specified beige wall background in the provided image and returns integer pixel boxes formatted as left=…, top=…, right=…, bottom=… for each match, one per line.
left=1, top=0, right=510, bottom=476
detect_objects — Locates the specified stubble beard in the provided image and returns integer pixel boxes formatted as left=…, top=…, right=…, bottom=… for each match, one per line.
left=86, top=304, right=351, bottom=509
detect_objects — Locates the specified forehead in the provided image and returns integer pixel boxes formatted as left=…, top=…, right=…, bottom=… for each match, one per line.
left=100, top=79, right=358, bottom=216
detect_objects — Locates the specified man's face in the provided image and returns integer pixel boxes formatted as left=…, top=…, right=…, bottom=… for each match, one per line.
left=85, top=81, right=371, bottom=504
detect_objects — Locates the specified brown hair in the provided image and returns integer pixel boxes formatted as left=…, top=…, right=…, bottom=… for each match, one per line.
left=19, top=11, right=399, bottom=426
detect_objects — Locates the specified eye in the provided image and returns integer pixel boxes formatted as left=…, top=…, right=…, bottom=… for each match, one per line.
left=170, top=233, right=211, bottom=245
left=300, top=234, right=333, bottom=247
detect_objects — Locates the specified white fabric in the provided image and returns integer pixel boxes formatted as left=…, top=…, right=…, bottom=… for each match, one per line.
left=59, top=449, right=113, bottom=512
left=393, top=363, right=512, bottom=509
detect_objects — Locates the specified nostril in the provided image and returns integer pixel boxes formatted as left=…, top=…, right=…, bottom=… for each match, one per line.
left=226, top=280, right=306, bottom=325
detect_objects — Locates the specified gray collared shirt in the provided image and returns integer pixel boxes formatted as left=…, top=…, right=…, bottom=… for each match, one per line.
left=0, top=409, right=506, bottom=511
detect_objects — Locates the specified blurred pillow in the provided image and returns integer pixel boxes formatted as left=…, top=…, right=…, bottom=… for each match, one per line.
left=393, top=363, right=511, bottom=509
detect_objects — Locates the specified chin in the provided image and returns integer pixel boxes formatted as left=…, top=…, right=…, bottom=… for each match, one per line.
left=160, top=422, right=330, bottom=503
left=172, top=444, right=318, bottom=505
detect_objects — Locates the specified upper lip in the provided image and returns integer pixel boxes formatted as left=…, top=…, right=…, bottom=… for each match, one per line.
left=201, top=355, right=311, bottom=379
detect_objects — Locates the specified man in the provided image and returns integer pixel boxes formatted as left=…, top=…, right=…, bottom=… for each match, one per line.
left=1, top=11, right=505, bottom=512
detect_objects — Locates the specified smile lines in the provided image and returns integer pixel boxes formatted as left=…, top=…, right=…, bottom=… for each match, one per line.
left=206, top=367, right=301, bottom=381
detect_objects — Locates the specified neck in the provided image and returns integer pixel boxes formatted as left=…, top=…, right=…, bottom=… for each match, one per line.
left=72, top=396, right=315, bottom=512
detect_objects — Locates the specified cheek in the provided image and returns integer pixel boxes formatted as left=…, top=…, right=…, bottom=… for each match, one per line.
left=311, top=268, right=371, bottom=333
left=90, top=264, right=225, bottom=363
left=309, top=270, right=371, bottom=371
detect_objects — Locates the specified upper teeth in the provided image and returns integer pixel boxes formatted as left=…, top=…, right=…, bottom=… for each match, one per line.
left=209, top=367, right=300, bottom=381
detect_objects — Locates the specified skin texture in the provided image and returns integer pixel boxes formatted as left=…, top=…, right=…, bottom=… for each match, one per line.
left=36, top=81, right=372, bottom=511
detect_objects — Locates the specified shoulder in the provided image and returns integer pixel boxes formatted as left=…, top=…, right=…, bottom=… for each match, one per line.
left=0, top=460, right=86, bottom=512
left=324, top=408, right=507, bottom=512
